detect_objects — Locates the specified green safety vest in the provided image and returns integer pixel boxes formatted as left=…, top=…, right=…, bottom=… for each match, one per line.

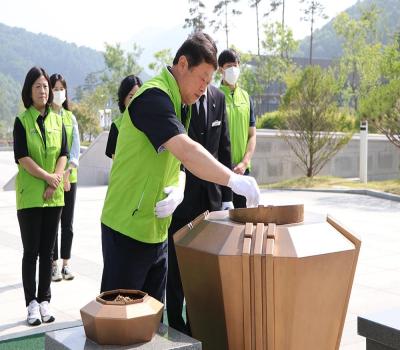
left=220, top=84, right=251, bottom=169
left=15, top=106, right=64, bottom=209
left=113, top=115, right=123, bottom=131
left=101, top=67, right=190, bottom=243
left=60, top=109, right=78, bottom=183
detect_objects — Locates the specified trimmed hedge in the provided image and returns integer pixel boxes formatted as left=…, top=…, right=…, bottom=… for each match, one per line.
left=256, top=111, right=286, bottom=129
left=256, top=110, right=358, bottom=132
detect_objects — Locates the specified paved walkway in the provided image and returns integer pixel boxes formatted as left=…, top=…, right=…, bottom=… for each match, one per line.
left=0, top=185, right=399, bottom=349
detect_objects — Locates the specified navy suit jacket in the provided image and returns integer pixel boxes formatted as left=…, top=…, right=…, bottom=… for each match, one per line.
left=172, top=84, right=232, bottom=223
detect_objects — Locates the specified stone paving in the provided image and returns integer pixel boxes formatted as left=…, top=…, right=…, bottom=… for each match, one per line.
left=0, top=181, right=399, bottom=349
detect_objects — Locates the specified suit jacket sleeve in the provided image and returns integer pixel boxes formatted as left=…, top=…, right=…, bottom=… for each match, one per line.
left=218, top=93, right=233, bottom=202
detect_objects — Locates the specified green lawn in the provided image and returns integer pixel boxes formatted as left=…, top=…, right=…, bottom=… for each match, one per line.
left=0, top=309, right=172, bottom=350
left=0, top=334, right=44, bottom=350
left=262, top=176, right=400, bottom=196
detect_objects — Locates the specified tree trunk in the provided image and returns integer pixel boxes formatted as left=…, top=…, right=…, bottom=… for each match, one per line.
left=279, top=0, right=286, bottom=96
left=225, top=1, right=229, bottom=48
left=256, top=2, right=260, bottom=56
left=307, top=155, right=314, bottom=177
left=309, top=8, right=314, bottom=65
left=351, top=61, right=358, bottom=111
left=282, top=0, right=286, bottom=58
left=308, top=132, right=314, bottom=177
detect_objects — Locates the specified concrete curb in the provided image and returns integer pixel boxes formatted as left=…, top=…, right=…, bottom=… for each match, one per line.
left=267, top=187, right=400, bottom=202
left=0, top=320, right=82, bottom=342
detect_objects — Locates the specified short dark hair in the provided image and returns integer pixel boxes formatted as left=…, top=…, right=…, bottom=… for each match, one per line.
left=218, top=49, right=240, bottom=68
left=50, top=73, right=70, bottom=111
left=117, top=75, right=143, bottom=113
left=21, top=67, right=53, bottom=109
left=173, top=32, right=218, bottom=70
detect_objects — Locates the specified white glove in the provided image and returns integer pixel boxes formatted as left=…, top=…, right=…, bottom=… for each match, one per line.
left=220, top=201, right=234, bottom=210
left=227, top=173, right=260, bottom=208
left=155, top=186, right=184, bottom=218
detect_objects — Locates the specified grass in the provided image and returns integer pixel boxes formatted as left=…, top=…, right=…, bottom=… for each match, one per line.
left=0, top=334, right=44, bottom=350
left=262, top=176, right=400, bottom=196
left=0, top=308, right=174, bottom=350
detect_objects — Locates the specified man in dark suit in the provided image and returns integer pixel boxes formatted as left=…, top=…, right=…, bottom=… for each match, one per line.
left=166, top=84, right=233, bottom=335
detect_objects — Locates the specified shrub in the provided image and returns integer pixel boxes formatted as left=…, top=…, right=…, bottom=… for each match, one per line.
left=256, top=111, right=286, bottom=129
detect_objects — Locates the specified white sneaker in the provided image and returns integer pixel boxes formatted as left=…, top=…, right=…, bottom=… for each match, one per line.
left=61, top=265, right=74, bottom=281
left=39, top=301, right=55, bottom=323
left=27, top=300, right=41, bottom=326
left=52, top=263, right=62, bottom=282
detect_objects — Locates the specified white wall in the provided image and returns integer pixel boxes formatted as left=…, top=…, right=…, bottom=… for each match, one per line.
left=3, top=130, right=399, bottom=190
left=78, top=132, right=112, bottom=186
left=252, top=130, right=400, bottom=184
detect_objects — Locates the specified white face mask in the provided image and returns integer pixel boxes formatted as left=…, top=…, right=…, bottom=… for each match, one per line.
left=53, top=90, right=66, bottom=106
left=223, top=66, right=240, bottom=86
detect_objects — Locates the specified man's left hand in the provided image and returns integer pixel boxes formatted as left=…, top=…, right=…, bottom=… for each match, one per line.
left=155, top=186, right=185, bottom=218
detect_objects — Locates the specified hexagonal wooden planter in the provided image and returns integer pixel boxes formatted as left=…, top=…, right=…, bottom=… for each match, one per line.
left=80, top=289, right=163, bottom=346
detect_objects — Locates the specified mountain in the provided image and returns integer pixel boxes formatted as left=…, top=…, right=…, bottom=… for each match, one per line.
left=0, top=22, right=105, bottom=91
left=123, top=25, right=190, bottom=75
left=0, top=22, right=105, bottom=130
left=0, top=71, right=21, bottom=130
left=296, top=0, right=400, bottom=59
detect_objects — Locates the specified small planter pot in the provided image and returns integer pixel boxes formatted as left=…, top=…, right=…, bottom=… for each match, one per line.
left=80, top=289, right=164, bottom=346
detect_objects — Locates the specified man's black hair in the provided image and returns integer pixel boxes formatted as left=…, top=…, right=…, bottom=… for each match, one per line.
left=218, top=49, right=240, bottom=68
left=173, top=32, right=218, bottom=70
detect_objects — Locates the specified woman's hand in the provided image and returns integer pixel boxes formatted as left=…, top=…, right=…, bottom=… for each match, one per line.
left=43, top=186, right=56, bottom=200
left=46, top=173, right=62, bottom=188
left=233, top=161, right=247, bottom=175
left=64, top=179, right=71, bottom=192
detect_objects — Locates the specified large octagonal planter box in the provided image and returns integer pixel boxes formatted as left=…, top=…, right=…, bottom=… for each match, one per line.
left=174, top=205, right=361, bottom=350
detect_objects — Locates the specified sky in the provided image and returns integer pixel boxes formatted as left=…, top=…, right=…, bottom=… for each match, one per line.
left=0, top=0, right=360, bottom=57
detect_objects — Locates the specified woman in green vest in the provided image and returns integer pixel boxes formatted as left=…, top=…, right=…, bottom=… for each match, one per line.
left=50, top=73, right=80, bottom=282
left=13, top=67, right=68, bottom=326
left=105, top=75, right=142, bottom=159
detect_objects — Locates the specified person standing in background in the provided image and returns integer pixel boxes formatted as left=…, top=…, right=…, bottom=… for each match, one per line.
left=13, top=66, right=68, bottom=325
left=167, top=83, right=233, bottom=335
left=105, top=75, right=142, bottom=159
left=50, top=73, right=80, bottom=282
left=218, top=49, right=257, bottom=208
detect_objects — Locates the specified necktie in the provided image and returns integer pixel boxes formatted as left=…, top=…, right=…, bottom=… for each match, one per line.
left=198, top=95, right=207, bottom=134
left=181, top=105, right=188, bottom=127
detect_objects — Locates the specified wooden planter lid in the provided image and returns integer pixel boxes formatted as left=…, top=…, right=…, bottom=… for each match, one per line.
left=229, top=204, right=304, bottom=225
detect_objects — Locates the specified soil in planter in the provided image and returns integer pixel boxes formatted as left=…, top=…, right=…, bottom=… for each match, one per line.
left=114, top=295, right=134, bottom=303
left=102, top=292, right=143, bottom=303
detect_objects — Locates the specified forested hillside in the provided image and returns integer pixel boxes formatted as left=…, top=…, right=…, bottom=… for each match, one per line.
left=295, top=0, right=400, bottom=58
left=0, top=22, right=104, bottom=131
left=297, top=0, right=400, bottom=59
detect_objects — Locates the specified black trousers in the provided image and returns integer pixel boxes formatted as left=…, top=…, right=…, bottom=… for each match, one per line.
left=167, top=218, right=190, bottom=334
left=167, top=190, right=212, bottom=335
left=17, top=207, right=62, bottom=306
left=54, top=182, right=77, bottom=260
left=233, top=169, right=250, bottom=208
left=100, top=223, right=168, bottom=303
